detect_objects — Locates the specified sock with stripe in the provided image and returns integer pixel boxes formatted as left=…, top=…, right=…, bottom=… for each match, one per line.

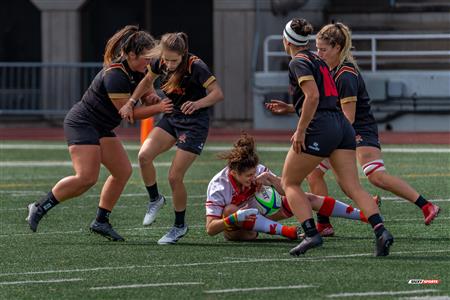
left=368, top=214, right=385, bottom=238
left=241, top=214, right=298, bottom=239
left=318, top=196, right=367, bottom=223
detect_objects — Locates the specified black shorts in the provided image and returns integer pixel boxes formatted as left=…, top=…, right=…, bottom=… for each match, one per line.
left=156, top=111, right=209, bottom=155
left=354, top=123, right=381, bottom=149
left=64, top=108, right=116, bottom=146
left=302, top=110, right=356, bottom=157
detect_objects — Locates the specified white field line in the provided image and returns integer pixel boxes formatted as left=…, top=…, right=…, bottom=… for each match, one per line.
left=0, top=249, right=449, bottom=278
left=90, top=281, right=203, bottom=290
left=1, top=143, right=450, bottom=153
left=204, top=285, right=315, bottom=294
left=327, top=289, right=439, bottom=298
left=0, top=161, right=171, bottom=168
left=0, top=225, right=205, bottom=238
left=401, top=297, right=450, bottom=300
left=0, top=278, right=82, bottom=285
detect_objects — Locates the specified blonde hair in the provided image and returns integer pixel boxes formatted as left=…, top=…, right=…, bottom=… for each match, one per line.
left=317, top=22, right=359, bottom=70
left=149, top=32, right=189, bottom=94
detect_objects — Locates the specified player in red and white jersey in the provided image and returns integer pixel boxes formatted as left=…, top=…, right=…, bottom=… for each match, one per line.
left=206, top=134, right=369, bottom=241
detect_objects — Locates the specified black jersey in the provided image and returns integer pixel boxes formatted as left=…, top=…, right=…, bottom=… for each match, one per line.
left=288, top=50, right=339, bottom=116
left=73, top=59, right=145, bottom=130
left=149, top=53, right=216, bottom=111
left=333, top=61, right=376, bottom=128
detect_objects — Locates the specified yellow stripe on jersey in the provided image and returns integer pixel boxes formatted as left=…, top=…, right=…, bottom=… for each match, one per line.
left=203, top=76, right=216, bottom=88
left=340, top=96, right=357, bottom=104
left=298, top=75, right=315, bottom=85
left=146, top=65, right=159, bottom=79
left=108, top=93, right=130, bottom=99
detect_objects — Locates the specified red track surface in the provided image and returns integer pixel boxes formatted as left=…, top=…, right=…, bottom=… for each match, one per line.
left=0, top=127, right=449, bottom=144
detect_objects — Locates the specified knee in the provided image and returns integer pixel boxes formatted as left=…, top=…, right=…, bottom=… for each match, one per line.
left=368, top=172, right=388, bottom=189
left=77, top=174, right=98, bottom=189
left=168, top=172, right=184, bottom=188
left=222, top=204, right=239, bottom=217
left=138, top=149, right=153, bottom=166
left=116, top=164, right=132, bottom=183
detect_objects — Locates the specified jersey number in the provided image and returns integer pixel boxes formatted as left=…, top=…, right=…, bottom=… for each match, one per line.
left=319, top=66, right=338, bottom=97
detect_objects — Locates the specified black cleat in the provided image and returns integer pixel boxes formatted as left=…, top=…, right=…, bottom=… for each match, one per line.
left=289, top=233, right=323, bottom=256
left=26, top=203, right=45, bottom=232
left=89, top=220, right=125, bottom=241
left=375, top=229, right=394, bottom=257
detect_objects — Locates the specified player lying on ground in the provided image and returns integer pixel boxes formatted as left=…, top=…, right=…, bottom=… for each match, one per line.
left=205, top=134, right=370, bottom=241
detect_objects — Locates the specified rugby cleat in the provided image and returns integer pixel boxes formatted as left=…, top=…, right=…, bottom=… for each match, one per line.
left=317, top=223, right=335, bottom=237
left=143, top=195, right=166, bottom=226
left=375, top=229, right=394, bottom=257
left=89, top=219, right=124, bottom=241
left=26, top=203, right=45, bottom=232
left=289, top=233, right=323, bottom=256
left=157, top=224, right=188, bottom=245
left=422, top=203, right=440, bottom=226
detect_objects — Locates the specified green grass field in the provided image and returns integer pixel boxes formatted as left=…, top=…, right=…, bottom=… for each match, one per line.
left=1, top=141, right=449, bottom=299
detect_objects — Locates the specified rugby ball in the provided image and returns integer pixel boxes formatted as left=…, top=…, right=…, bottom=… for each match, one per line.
left=254, top=185, right=282, bottom=216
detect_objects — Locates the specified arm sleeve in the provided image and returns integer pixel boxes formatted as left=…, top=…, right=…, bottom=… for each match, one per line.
left=103, top=69, right=131, bottom=100
left=290, top=59, right=315, bottom=86
left=191, top=60, right=216, bottom=88
left=337, top=72, right=358, bottom=104
left=206, top=180, right=227, bottom=218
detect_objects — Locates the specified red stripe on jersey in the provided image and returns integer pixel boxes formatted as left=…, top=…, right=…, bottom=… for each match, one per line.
left=228, top=172, right=256, bottom=206
left=188, top=55, right=200, bottom=73
left=206, top=203, right=225, bottom=208
left=206, top=214, right=222, bottom=218
left=335, top=66, right=358, bottom=80
left=294, top=53, right=311, bottom=63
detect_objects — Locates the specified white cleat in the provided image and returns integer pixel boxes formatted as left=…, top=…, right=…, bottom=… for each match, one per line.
left=157, top=225, right=188, bottom=245
left=143, top=195, right=166, bottom=226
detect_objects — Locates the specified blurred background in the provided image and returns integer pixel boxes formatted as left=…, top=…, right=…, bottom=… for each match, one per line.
left=0, top=0, right=449, bottom=133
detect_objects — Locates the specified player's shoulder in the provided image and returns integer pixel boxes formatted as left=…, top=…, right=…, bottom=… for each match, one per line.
left=335, top=62, right=358, bottom=80
left=188, top=54, right=209, bottom=73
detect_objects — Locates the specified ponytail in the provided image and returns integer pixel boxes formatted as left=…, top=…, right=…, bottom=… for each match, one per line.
left=103, top=25, right=156, bottom=67
left=317, top=22, right=359, bottom=70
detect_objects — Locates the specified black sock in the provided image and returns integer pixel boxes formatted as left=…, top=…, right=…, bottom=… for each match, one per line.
left=414, top=195, right=428, bottom=209
left=368, top=214, right=385, bottom=238
left=146, top=183, right=159, bottom=201
left=96, top=207, right=111, bottom=223
left=301, top=218, right=319, bottom=237
left=37, top=191, right=59, bottom=212
left=174, top=210, right=186, bottom=228
left=317, top=213, right=330, bottom=224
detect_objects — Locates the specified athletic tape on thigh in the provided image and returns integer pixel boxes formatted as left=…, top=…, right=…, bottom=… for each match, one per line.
left=362, top=159, right=386, bottom=176
left=317, top=158, right=331, bottom=173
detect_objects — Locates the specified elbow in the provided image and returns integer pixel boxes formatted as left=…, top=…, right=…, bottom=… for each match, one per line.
left=216, top=90, right=224, bottom=103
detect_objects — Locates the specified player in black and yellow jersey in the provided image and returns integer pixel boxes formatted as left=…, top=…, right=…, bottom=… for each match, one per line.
left=26, top=25, right=173, bottom=241
left=308, top=22, right=440, bottom=228
left=265, top=18, right=393, bottom=256
left=120, top=32, right=224, bottom=244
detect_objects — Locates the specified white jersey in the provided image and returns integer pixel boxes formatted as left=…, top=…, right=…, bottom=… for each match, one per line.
left=206, top=164, right=273, bottom=218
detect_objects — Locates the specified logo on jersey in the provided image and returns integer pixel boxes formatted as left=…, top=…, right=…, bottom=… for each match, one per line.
left=308, top=142, right=320, bottom=152
left=355, top=135, right=363, bottom=144
left=178, top=133, right=187, bottom=144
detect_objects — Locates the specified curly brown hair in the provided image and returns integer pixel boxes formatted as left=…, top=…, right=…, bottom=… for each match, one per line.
left=218, top=133, right=259, bottom=174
